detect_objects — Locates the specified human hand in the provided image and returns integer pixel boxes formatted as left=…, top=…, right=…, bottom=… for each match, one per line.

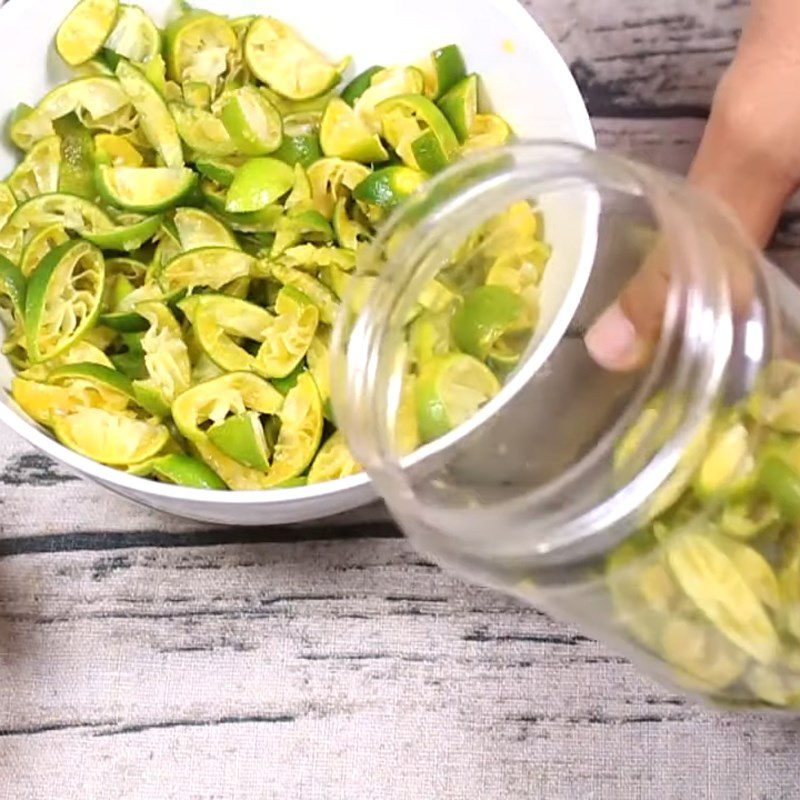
left=585, top=0, right=800, bottom=371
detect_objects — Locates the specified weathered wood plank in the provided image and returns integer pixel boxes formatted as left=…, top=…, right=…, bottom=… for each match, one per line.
left=2, top=4, right=798, bottom=798
left=526, top=0, right=747, bottom=115
left=0, top=539, right=797, bottom=800
left=0, top=423, right=392, bottom=539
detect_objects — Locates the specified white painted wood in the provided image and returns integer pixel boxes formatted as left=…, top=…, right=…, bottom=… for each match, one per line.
left=524, top=0, right=747, bottom=112
left=1, top=541, right=798, bottom=800
left=3, top=3, right=800, bottom=798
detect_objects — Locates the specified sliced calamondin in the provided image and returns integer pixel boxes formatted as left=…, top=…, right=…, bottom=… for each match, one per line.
left=53, top=407, right=169, bottom=466
left=0, top=1, right=547, bottom=508
left=255, top=286, right=319, bottom=379
left=56, top=0, right=120, bottom=67
left=308, top=431, right=361, bottom=483
left=25, top=239, right=106, bottom=362
left=261, top=372, right=323, bottom=487
left=244, top=17, right=345, bottom=101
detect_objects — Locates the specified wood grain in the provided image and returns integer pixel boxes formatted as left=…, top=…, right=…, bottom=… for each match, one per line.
left=3, top=2, right=800, bottom=798
left=1, top=540, right=799, bottom=800
left=526, top=0, right=747, bottom=115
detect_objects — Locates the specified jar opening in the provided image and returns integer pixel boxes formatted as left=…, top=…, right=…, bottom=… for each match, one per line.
left=333, top=142, right=772, bottom=567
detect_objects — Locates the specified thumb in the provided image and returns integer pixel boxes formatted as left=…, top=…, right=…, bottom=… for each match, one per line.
left=584, top=243, right=669, bottom=372
left=586, top=119, right=792, bottom=372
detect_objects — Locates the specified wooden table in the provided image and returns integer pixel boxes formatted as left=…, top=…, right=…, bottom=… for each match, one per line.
left=2, top=1, right=800, bottom=798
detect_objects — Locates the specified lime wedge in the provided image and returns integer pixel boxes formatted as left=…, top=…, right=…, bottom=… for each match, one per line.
left=165, top=10, right=237, bottom=83
left=353, top=66, right=425, bottom=132
left=116, top=61, right=183, bottom=169
left=226, top=158, right=295, bottom=213
left=340, top=65, right=384, bottom=107
left=245, top=17, right=344, bottom=101
left=0, top=255, right=27, bottom=319
left=142, top=53, right=167, bottom=95
left=159, top=247, right=254, bottom=294
left=11, top=378, right=77, bottom=425
left=193, top=439, right=272, bottom=490
left=96, top=166, right=197, bottom=213
left=20, top=225, right=70, bottom=278
left=220, top=86, right=283, bottom=156
left=194, top=156, right=243, bottom=187
left=255, top=287, right=319, bottom=378
left=192, top=295, right=273, bottom=373
left=208, top=411, right=272, bottom=471
left=25, top=240, right=105, bottom=362
left=10, top=77, right=132, bottom=152
left=172, top=372, right=284, bottom=443
left=308, top=431, right=361, bottom=483
left=263, top=373, right=324, bottom=486
left=54, top=115, right=96, bottom=199
left=0, top=183, right=17, bottom=231
left=169, top=102, right=238, bottom=157
left=131, top=453, right=227, bottom=489
left=83, top=214, right=162, bottom=252
left=332, top=197, right=368, bottom=250
left=273, top=133, right=323, bottom=168
left=463, top=114, right=512, bottom=153
left=415, top=353, right=501, bottom=442
left=271, top=209, right=333, bottom=256
left=431, top=45, right=467, bottom=99
left=352, top=166, right=425, bottom=209
left=130, top=300, right=192, bottom=411
left=54, top=407, right=169, bottom=465
left=409, top=310, right=452, bottom=364
left=410, top=128, right=451, bottom=174
left=48, top=361, right=134, bottom=401
left=307, top=157, right=371, bottom=218
left=104, top=5, right=161, bottom=64
left=438, top=74, right=478, bottom=143
left=12, top=376, right=122, bottom=425
left=94, top=133, right=143, bottom=167
left=129, top=379, right=170, bottom=417
left=269, top=262, right=339, bottom=325
left=0, top=193, right=112, bottom=265
left=7, top=136, right=61, bottom=203
left=451, top=285, right=527, bottom=360
left=378, top=94, right=459, bottom=170
left=56, top=0, right=120, bottom=67
left=320, top=98, right=389, bottom=163
left=174, top=208, right=238, bottom=250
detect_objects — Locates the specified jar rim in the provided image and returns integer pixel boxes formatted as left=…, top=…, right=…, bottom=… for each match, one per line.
left=333, top=141, right=763, bottom=567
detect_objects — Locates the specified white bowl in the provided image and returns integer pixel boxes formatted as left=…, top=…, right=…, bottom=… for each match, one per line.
left=0, top=0, right=594, bottom=525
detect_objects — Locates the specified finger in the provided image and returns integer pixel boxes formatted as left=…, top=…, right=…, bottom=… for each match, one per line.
left=587, top=117, right=795, bottom=372
left=584, top=248, right=666, bottom=373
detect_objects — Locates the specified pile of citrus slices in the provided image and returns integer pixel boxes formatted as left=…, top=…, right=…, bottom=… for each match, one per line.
left=0, top=0, right=552, bottom=491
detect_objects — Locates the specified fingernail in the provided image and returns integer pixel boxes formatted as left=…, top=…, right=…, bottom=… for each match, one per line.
left=585, top=303, right=647, bottom=371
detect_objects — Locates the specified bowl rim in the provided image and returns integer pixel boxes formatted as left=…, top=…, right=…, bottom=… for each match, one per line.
left=0, top=0, right=595, bottom=506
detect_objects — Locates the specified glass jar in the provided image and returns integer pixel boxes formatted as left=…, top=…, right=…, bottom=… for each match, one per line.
left=332, top=141, right=800, bottom=710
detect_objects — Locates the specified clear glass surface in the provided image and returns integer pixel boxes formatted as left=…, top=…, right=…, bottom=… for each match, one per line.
left=334, top=142, right=800, bottom=709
